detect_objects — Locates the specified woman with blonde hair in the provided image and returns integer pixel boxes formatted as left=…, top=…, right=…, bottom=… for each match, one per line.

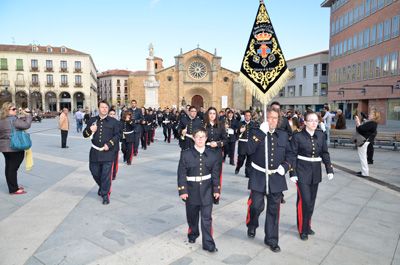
left=355, top=111, right=380, bottom=177
left=0, top=102, right=32, bottom=194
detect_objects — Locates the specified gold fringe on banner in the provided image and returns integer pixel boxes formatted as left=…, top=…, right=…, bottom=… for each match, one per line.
left=239, top=69, right=293, bottom=105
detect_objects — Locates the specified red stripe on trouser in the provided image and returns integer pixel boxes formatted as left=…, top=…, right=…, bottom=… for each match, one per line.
left=236, top=154, right=239, bottom=167
left=130, top=144, right=134, bottom=163
left=185, top=202, right=192, bottom=235
left=296, top=183, right=303, bottom=234
left=137, top=133, right=141, bottom=154
left=114, top=153, right=119, bottom=178
left=278, top=199, right=281, bottom=238
left=232, top=143, right=236, bottom=162
left=108, top=162, right=114, bottom=199
left=211, top=209, right=213, bottom=236
left=246, top=191, right=252, bottom=224
left=146, top=134, right=148, bottom=147
left=153, top=130, right=155, bottom=138
left=169, top=130, right=171, bottom=142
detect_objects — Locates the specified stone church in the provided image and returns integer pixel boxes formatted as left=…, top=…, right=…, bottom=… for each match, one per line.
left=128, top=45, right=252, bottom=111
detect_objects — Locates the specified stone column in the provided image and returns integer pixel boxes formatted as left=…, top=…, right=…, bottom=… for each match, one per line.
left=144, top=43, right=160, bottom=109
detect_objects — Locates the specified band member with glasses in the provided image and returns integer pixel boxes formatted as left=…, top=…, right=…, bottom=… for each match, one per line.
left=245, top=107, right=292, bottom=253
left=290, top=110, right=334, bottom=241
left=177, top=127, right=221, bottom=252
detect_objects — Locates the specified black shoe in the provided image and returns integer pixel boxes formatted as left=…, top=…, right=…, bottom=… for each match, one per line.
left=247, top=228, right=256, bottom=238
left=102, top=198, right=110, bottom=205
left=168, top=140, right=170, bottom=143
left=188, top=237, right=196, bottom=243
left=112, top=177, right=116, bottom=180
left=269, top=244, right=281, bottom=253
left=235, top=168, right=239, bottom=174
left=281, top=198, right=286, bottom=204
left=309, top=229, right=315, bottom=235
left=62, top=146, right=69, bottom=148
left=357, top=171, right=362, bottom=175
left=123, top=158, right=127, bottom=162
left=203, top=246, right=218, bottom=252
left=223, top=158, right=226, bottom=163
left=300, top=233, right=308, bottom=241
left=368, top=161, right=373, bottom=164
left=164, top=138, right=167, bottom=142
left=230, top=162, right=235, bottom=166
left=245, top=175, right=250, bottom=178
left=357, top=172, right=368, bottom=177
left=98, top=188, right=101, bottom=196
left=133, top=154, right=137, bottom=156
left=127, top=161, right=131, bottom=165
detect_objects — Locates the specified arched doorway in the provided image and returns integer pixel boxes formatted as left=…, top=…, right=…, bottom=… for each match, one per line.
left=59, top=92, right=71, bottom=111
left=74, top=92, right=85, bottom=110
left=0, top=90, right=12, bottom=108
left=191, top=95, right=203, bottom=110
left=45, top=92, right=57, bottom=112
left=15, top=91, right=28, bottom=109
left=30, top=91, right=42, bottom=111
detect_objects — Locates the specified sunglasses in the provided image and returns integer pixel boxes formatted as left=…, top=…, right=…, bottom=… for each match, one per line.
left=10, top=108, right=17, bottom=111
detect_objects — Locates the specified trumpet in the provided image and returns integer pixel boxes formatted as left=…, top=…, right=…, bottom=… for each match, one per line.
left=239, top=125, right=246, bottom=138
left=181, top=125, right=188, bottom=140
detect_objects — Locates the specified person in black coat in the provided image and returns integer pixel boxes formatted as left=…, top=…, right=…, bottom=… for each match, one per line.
left=245, top=107, right=293, bottom=253
left=177, top=105, right=202, bottom=150
left=270, top=101, right=292, bottom=137
left=147, top=109, right=156, bottom=145
left=204, top=107, right=228, bottom=203
left=177, top=127, right=221, bottom=252
left=223, top=110, right=239, bottom=165
left=156, top=108, right=164, bottom=127
left=120, top=111, right=136, bottom=165
left=162, top=108, right=173, bottom=143
left=83, top=100, right=121, bottom=205
left=235, top=110, right=259, bottom=178
left=108, top=109, right=121, bottom=180
left=290, top=111, right=334, bottom=241
left=127, top=100, right=143, bottom=156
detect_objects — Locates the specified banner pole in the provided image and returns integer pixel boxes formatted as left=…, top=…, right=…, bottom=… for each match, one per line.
left=264, top=103, right=269, bottom=195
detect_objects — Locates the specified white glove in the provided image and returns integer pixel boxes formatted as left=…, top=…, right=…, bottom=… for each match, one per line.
left=260, top=122, right=269, bottom=134
left=290, top=176, right=298, bottom=183
left=327, top=173, right=334, bottom=180
left=276, top=165, right=285, bottom=176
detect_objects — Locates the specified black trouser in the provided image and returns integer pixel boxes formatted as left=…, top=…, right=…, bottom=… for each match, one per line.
left=112, top=153, right=119, bottom=180
left=148, top=130, right=154, bottom=144
left=296, top=182, right=319, bottom=235
left=223, top=141, right=236, bottom=164
left=141, top=131, right=147, bottom=149
left=173, top=127, right=179, bottom=139
left=61, top=130, right=68, bottom=148
left=246, top=190, right=282, bottom=245
left=89, top=161, right=113, bottom=200
left=133, top=132, right=140, bottom=155
left=121, top=140, right=134, bottom=163
left=158, top=120, right=162, bottom=127
left=163, top=126, right=171, bottom=142
left=237, top=154, right=251, bottom=176
left=2, top=151, right=25, bottom=193
left=367, top=134, right=376, bottom=163
left=186, top=202, right=215, bottom=249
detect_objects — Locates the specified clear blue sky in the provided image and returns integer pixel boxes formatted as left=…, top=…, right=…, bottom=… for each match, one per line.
left=0, top=0, right=330, bottom=73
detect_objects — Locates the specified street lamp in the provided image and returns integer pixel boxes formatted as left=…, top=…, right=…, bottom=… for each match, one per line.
left=339, top=87, right=366, bottom=96
left=328, top=90, right=345, bottom=97
left=363, top=84, right=395, bottom=94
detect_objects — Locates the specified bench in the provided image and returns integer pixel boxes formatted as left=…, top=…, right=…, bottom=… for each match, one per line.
left=330, top=129, right=400, bottom=151
left=39, top=113, right=56, bottom=119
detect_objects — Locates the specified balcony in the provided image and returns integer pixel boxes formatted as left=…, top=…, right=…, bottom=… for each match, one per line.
left=44, top=67, right=54, bottom=72
left=60, top=82, right=69, bottom=87
left=15, top=80, right=26, bottom=86
left=30, top=66, right=39, bottom=72
left=74, top=82, right=82, bottom=87
left=59, top=67, right=69, bottom=73
left=45, top=82, right=54, bottom=87
left=15, top=67, right=24, bottom=71
left=0, top=79, right=10, bottom=86
left=30, top=81, right=40, bottom=87
left=0, top=66, right=8, bottom=71
left=73, top=68, right=82, bottom=73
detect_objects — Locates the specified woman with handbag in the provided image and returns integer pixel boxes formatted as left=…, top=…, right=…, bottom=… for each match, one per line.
left=0, top=102, right=32, bottom=194
left=355, top=111, right=380, bottom=177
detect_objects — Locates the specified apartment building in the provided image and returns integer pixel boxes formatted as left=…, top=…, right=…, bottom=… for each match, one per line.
left=97, top=70, right=133, bottom=108
left=271, top=51, right=329, bottom=113
left=0, top=44, right=98, bottom=112
left=321, top=0, right=400, bottom=124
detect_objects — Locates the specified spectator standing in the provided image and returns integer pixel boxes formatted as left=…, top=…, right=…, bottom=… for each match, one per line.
left=58, top=108, right=69, bottom=148
left=73, top=108, right=84, bottom=132
left=335, top=109, right=347, bottom=129
left=322, top=106, right=332, bottom=147
left=0, top=103, right=32, bottom=194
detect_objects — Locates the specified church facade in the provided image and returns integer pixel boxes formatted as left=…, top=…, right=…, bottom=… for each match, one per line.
left=128, top=46, right=252, bottom=111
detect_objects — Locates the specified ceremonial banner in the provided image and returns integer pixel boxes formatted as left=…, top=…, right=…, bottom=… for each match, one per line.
left=239, top=1, right=292, bottom=104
